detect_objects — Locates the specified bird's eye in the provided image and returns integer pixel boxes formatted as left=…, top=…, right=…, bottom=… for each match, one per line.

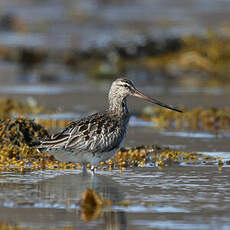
left=123, top=84, right=130, bottom=89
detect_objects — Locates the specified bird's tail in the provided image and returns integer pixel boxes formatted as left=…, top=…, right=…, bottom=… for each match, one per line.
left=29, top=140, right=47, bottom=152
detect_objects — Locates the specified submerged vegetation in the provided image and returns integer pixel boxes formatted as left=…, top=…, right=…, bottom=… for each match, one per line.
left=80, top=188, right=112, bottom=222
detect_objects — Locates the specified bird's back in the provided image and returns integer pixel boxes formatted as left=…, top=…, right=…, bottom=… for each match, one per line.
left=37, top=111, right=129, bottom=155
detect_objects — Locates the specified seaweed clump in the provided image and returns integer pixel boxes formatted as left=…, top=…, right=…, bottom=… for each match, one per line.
left=0, top=117, right=55, bottom=171
left=0, top=98, right=50, bottom=119
left=0, top=98, right=69, bottom=130
left=0, top=117, right=82, bottom=172
left=0, top=222, right=27, bottom=230
left=0, top=117, right=49, bottom=166
left=0, top=117, right=49, bottom=147
left=98, top=145, right=223, bottom=170
left=80, top=188, right=112, bottom=222
left=142, top=106, right=230, bottom=131
left=143, top=32, right=230, bottom=86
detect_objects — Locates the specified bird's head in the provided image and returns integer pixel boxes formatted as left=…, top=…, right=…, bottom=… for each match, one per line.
left=109, top=78, right=182, bottom=113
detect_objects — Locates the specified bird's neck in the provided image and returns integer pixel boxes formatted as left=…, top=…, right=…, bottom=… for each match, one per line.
left=108, top=96, right=129, bottom=118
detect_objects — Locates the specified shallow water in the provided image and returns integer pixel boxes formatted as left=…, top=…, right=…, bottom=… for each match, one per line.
left=0, top=166, right=230, bottom=230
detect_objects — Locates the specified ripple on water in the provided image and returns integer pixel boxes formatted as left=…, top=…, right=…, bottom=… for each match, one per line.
left=132, top=220, right=211, bottom=230
left=0, top=167, right=230, bottom=229
left=113, top=205, right=189, bottom=213
left=160, top=131, right=217, bottom=138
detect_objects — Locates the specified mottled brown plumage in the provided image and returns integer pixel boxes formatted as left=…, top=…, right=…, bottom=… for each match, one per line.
left=37, top=78, right=181, bottom=170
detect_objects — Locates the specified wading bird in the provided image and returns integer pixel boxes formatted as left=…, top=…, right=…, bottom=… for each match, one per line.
left=37, top=78, right=182, bottom=171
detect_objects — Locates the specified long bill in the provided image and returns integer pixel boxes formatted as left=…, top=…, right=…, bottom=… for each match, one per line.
left=133, top=89, right=182, bottom=113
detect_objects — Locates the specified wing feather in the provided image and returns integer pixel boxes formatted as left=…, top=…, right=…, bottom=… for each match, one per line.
left=38, top=112, right=127, bottom=154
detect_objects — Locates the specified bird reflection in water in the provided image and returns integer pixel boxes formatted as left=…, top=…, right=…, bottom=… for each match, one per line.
left=36, top=171, right=127, bottom=230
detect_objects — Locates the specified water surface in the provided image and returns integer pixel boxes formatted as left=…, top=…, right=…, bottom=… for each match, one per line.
left=0, top=166, right=230, bottom=230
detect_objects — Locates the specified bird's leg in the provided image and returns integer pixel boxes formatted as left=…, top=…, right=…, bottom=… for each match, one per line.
left=90, top=165, right=97, bottom=173
left=82, top=163, right=96, bottom=174
left=82, top=163, right=88, bottom=173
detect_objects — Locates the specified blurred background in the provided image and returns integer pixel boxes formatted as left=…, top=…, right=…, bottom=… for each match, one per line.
left=0, top=0, right=230, bottom=111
